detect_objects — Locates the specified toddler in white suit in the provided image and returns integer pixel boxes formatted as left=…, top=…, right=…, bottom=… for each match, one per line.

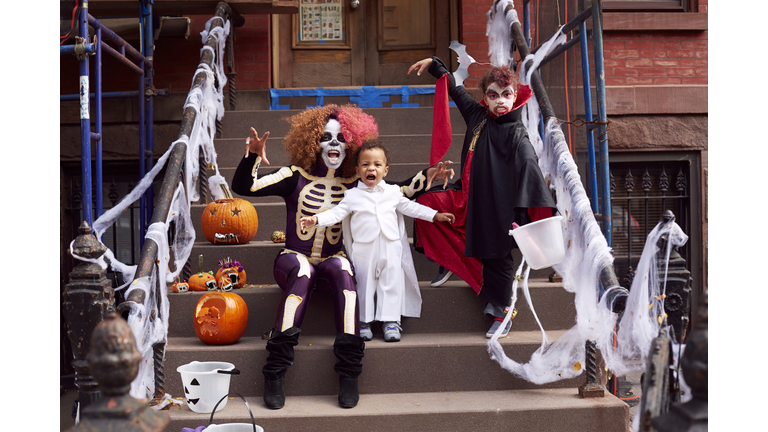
left=301, top=141, right=455, bottom=342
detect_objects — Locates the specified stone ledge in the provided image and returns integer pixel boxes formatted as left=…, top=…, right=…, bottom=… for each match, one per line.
left=603, top=12, right=708, bottom=31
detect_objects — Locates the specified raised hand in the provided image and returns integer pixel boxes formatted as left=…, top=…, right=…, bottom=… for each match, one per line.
left=407, top=58, right=433, bottom=76
left=246, top=127, right=270, bottom=165
left=426, top=160, right=455, bottom=190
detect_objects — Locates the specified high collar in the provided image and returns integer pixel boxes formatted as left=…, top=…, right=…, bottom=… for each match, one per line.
left=357, top=179, right=387, bottom=193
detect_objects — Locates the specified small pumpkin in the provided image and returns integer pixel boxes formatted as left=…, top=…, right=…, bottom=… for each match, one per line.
left=201, top=198, right=258, bottom=245
left=189, top=271, right=216, bottom=292
left=171, top=280, right=189, bottom=293
left=194, top=292, right=248, bottom=345
left=215, top=258, right=246, bottom=288
left=271, top=230, right=286, bottom=243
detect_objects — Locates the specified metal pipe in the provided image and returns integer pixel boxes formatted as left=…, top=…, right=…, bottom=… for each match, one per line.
left=523, top=0, right=531, bottom=47
left=99, top=41, right=145, bottom=75
left=60, top=43, right=96, bottom=56
left=591, top=0, right=612, bottom=246
left=88, top=14, right=152, bottom=70
left=144, top=1, right=156, bottom=235
left=60, top=88, right=169, bottom=101
left=530, top=7, right=592, bottom=56
left=78, top=3, right=93, bottom=226
left=138, top=59, right=146, bottom=247
left=579, top=22, right=599, bottom=214
left=96, top=28, right=103, bottom=217
left=537, top=35, right=581, bottom=70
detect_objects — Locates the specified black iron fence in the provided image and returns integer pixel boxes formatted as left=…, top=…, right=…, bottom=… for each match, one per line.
left=605, top=161, right=691, bottom=287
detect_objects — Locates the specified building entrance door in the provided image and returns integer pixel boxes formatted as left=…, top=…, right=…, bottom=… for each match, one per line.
left=275, top=0, right=454, bottom=88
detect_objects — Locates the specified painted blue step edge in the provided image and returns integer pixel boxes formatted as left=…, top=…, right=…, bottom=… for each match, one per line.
left=269, top=85, right=458, bottom=110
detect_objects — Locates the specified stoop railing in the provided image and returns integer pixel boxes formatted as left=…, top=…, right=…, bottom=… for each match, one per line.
left=64, top=1, right=244, bottom=410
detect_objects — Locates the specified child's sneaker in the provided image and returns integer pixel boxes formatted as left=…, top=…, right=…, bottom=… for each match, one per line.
left=486, top=318, right=512, bottom=338
left=430, top=266, right=453, bottom=287
left=382, top=322, right=402, bottom=342
left=359, top=323, right=373, bottom=341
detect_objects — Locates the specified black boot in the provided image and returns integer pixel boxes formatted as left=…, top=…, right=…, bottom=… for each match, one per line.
left=333, top=332, right=365, bottom=408
left=262, top=326, right=300, bottom=409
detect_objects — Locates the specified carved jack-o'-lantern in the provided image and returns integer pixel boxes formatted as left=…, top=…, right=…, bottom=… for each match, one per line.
left=215, top=258, right=246, bottom=289
left=217, top=276, right=234, bottom=292
left=201, top=198, right=259, bottom=245
left=189, top=272, right=216, bottom=292
left=171, top=280, right=189, bottom=293
left=193, top=292, right=248, bottom=345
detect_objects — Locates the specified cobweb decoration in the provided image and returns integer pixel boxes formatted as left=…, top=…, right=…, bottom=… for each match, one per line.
left=484, top=7, right=689, bottom=384
left=449, top=41, right=476, bottom=86
left=486, top=0, right=519, bottom=67
left=68, top=16, right=231, bottom=405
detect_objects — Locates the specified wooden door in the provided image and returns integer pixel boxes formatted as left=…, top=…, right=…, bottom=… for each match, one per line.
left=275, top=0, right=454, bottom=88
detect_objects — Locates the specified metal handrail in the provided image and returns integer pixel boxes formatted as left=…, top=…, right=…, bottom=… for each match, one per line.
left=513, top=1, right=625, bottom=301
left=115, top=1, right=242, bottom=405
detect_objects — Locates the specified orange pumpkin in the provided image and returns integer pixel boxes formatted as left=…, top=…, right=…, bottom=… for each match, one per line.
left=171, top=281, right=189, bottom=293
left=188, top=271, right=216, bottom=292
left=215, top=259, right=246, bottom=288
left=194, top=292, right=248, bottom=345
left=201, top=198, right=258, bottom=244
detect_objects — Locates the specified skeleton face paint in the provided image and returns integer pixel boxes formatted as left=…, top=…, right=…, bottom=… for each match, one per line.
left=320, top=119, right=346, bottom=170
left=483, top=82, right=516, bottom=117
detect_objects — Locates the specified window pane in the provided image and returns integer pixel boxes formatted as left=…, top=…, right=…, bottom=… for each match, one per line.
left=299, top=0, right=343, bottom=42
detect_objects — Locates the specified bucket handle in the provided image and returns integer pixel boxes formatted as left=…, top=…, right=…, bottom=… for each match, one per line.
left=208, top=393, right=258, bottom=432
left=217, top=368, right=241, bottom=375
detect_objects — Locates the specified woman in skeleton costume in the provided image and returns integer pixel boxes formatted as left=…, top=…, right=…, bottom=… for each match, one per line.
left=231, top=104, right=440, bottom=410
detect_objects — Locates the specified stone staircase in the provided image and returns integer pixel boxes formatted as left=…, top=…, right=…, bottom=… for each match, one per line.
left=161, top=103, right=630, bottom=431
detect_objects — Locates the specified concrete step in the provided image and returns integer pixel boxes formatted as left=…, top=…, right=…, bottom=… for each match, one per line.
left=218, top=107, right=468, bottom=139
left=165, top=388, right=629, bottom=432
left=167, top=280, right=575, bottom=338
left=164, top=330, right=578, bottom=401
left=211, top=133, right=466, bottom=169
left=185, top=239, right=556, bottom=286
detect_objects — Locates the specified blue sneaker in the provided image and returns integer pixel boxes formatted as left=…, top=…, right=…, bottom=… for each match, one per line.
left=382, top=322, right=402, bottom=342
left=359, top=323, right=373, bottom=341
left=486, top=319, right=512, bottom=338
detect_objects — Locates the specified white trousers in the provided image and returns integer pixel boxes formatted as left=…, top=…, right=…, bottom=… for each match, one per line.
left=352, top=233, right=403, bottom=323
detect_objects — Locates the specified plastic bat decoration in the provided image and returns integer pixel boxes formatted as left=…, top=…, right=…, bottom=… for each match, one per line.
left=449, top=40, right=476, bottom=86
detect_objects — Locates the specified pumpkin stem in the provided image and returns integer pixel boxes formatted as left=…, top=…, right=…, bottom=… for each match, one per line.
left=198, top=254, right=204, bottom=273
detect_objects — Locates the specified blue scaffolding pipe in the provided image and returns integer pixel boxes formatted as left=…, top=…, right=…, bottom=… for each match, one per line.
left=142, top=2, right=155, bottom=245
left=95, top=26, right=103, bottom=216
left=63, top=2, right=154, bottom=236
left=78, top=3, right=93, bottom=226
left=60, top=89, right=168, bottom=101
left=523, top=0, right=531, bottom=47
left=579, top=21, right=599, bottom=215
left=60, top=43, right=96, bottom=56
left=591, top=0, right=612, bottom=246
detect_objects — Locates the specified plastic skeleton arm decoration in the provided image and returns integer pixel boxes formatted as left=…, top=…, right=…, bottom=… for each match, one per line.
left=449, top=40, right=476, bottom=86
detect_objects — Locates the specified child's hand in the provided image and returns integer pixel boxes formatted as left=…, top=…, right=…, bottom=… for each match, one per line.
left=299, top=216, right=318, bottom=233
left=435, top=213, right=455, bottom=224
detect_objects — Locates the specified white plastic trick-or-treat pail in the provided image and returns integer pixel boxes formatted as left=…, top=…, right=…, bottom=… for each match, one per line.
left=510, top=216, right=565, bottom=270
left=176, top=361, right=239, bottom=414
left=205, top=393, right=265, bottom=432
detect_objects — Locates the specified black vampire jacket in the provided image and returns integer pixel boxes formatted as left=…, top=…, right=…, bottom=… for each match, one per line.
left=427, top=56, right=556, bottom=259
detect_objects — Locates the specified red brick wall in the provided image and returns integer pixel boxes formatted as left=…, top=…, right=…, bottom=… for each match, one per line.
left=60, top=15, right=271, bottom=96
left=603, top=30, right=707, bottom=85
left=457, top=1, right=707, bottom=88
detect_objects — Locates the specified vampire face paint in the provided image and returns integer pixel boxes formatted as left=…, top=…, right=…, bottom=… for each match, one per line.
left=483, top=82, right=516, bottom=117
left=319, top=119, right=346, bottom=170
